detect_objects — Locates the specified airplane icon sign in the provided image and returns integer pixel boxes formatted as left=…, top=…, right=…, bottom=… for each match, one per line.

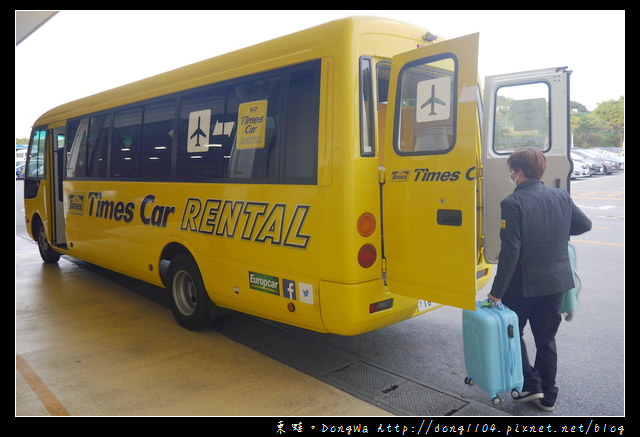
left=187, top=109, right=211, bottom=152
left=416, top=77, right=451, bottom=122
left=421, top=84, right=446, bottom=116
left=190, top=116, right=207, bottom=148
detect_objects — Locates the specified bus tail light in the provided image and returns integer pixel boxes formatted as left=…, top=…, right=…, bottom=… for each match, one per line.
left=357, top=212, right=376, bottom=237
left=369, top=298, right=393, bottom=313
left=358, top=244, right=377, bottom=268
left=476, top=268, right=489, bottom=279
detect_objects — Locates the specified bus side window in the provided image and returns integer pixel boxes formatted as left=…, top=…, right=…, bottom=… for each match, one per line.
left=141, top=100, right=175, bottom=179
left=87, top=113, right=111, bottom=178
left=25, top=128, right=47, bottom=199
left=66, top=118, right=88, bottom=178
left=228, top=76, right=281, bottom=181
left=112, top=108, right=143, bottom=178
left=282, top=66, right=319, bottom=182
left=176, top=88, right=226, bottom=180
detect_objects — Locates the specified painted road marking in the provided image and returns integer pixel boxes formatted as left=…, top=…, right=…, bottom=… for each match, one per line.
left=16, top=354, right=70, bottom=416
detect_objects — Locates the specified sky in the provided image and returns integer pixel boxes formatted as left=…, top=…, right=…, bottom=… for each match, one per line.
left=15, top=10, right=625, bottom=139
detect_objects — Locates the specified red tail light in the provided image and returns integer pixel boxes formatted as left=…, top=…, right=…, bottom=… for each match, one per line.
left=369, top=298, right=393, bottom=313
left=358, top=244, right=377, bottom=268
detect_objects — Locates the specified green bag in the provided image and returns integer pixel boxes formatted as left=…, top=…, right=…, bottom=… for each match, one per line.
left=561, top=243, right=581, bottom=321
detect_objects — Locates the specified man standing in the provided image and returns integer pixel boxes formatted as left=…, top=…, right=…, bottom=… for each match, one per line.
left=487, top=148, right=592, bottom=412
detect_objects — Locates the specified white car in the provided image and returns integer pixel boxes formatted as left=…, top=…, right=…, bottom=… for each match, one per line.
left=571, top=151, right=604, bottom=175
left=571, top=159, right=591, bottom=179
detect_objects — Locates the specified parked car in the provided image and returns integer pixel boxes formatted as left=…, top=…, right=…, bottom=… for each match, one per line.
left=571, top=152, right=604, bottom=175
left=593, top=148, right=624, bottom=170
left=571, top=158, right=591, bottom=179
left=571, top=149, right=617, bottom=174
left=16, top=162, right=25, bottom=179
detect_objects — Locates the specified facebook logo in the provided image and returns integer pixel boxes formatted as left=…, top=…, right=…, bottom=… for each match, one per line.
left=282, top=279, right=297, bottom=300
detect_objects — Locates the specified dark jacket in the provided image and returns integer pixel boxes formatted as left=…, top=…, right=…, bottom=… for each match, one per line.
left=490, top=179, right=592, bottom=300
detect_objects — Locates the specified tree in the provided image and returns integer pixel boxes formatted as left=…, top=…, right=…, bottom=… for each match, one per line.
left=593, top=97, right=624, bottom=148
left=570, top=97, right=624, bottom=148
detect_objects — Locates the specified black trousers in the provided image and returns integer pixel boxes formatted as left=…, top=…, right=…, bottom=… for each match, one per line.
left=502, top=292, right=564, bottom=404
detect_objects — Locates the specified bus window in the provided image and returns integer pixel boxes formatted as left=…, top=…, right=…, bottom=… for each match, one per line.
left=112, top=107, right=143, bottom=178
left=359, top=56, right=375, bottom=157
left=228, top=75, right=281, bottom=181
left=395, top=55, right=456, bottom=154
left=24, top=128, right=47, bottom=199
left=141, top=100, right=175, bottom=178
left=26, top=128, right=46, bottom=179
left=377, top=62, right=391, bottom=105
left=282, top=66, right=319, bottom=181
left=66, top=118, right=88, bottom=178
left=376, top=61, right=391, bottom=160
left=177, top=87, right=227, bottom=179
left=87, top=113, right=111, bottom=178
left=492, top=82, right=550, bottom=153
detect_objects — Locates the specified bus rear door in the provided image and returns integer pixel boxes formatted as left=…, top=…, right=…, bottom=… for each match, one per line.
left=381, top=33, right=480, bottom=311
left=482, top=67, right=572, bottom=263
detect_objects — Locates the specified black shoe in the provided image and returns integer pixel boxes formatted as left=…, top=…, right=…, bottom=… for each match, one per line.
left=513, top=391, right=544, bottom=403
left=533, top=398, right=555, bottom=412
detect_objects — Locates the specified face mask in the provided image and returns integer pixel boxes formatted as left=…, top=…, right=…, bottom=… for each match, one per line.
left=509, top=170, right=520, bottom=186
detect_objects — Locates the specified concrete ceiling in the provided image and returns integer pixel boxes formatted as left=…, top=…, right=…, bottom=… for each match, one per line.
left=15, top=11, right=58, bottom=45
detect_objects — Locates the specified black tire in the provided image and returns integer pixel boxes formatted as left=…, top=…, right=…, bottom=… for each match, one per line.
left=35, top=220, right=60, bottom=264
left=167, top=254, right=213, bottom=331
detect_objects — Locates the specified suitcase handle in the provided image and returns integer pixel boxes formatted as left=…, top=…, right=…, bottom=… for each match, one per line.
left=481, top=299, right=504, bottom=310
left=508, top=336, right=518, bottom=375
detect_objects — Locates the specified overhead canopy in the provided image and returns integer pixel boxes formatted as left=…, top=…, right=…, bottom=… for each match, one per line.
left=15, top=11, right=58, bottom=45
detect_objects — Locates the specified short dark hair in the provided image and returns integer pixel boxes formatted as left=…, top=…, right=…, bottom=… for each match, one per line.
left=507, top=148, right=546, bottom=179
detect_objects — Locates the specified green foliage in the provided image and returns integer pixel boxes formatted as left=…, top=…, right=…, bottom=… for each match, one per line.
left=572, top=97, right=624, bottom=148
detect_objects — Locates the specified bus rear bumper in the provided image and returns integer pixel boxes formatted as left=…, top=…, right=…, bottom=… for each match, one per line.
left=319, top=279, right=422, bottom=336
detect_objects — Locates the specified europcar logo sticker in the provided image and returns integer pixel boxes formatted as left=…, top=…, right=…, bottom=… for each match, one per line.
left=249, top=271, right=280, bottom=295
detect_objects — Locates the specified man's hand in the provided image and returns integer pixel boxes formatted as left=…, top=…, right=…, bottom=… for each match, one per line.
left=487, top=293, right=502, bottom=306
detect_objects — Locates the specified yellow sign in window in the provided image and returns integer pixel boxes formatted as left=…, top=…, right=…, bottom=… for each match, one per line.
left=237, top=100, right=268, bottom=150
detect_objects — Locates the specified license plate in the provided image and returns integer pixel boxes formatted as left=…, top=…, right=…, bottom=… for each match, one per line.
left=417, top=300, right=443, bottom=313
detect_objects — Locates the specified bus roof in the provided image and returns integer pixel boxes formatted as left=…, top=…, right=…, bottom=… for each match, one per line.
left=32, top=16, right=432, bottom=128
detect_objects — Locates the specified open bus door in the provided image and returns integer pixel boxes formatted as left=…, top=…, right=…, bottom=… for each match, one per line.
left=50, top=125, right=67, bottom=247
left=482, top=67, right=572, bottom=263
left=25, top=124, right=66, bottom=261
left=381, top=33, right=480, bottom=311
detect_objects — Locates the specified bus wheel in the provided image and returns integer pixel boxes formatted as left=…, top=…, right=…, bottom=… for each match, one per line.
left=35, top=220, right=60, bottom=264
left=168, top=254, right=212, bottom=331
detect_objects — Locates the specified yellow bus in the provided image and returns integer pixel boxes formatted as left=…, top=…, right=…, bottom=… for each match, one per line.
left=23, top=16, right=571, bottom=335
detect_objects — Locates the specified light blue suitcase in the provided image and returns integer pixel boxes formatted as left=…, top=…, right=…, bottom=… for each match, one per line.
left=462, top=300, right=524, bottom=404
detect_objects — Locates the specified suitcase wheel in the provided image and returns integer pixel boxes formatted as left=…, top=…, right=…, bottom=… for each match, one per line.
left=492, top=396, right=502, bottom=405
left=511, top=389, right=520, bottom=398
left=464, top=377, right=474, bottom=386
